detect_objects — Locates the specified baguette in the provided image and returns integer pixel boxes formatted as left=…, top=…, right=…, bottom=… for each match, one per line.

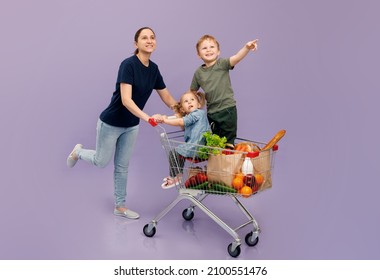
left=262, top=129, right=286, bottom=150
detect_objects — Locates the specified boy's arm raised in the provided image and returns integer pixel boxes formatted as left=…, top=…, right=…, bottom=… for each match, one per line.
left=229, top=39, right=258, bottom=67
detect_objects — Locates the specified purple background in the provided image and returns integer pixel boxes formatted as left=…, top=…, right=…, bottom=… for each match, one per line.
left=1, top=0, right=379, bottom=260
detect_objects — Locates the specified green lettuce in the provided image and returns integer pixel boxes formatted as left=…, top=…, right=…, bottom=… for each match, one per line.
left=197, top=131, right=227, bottom=160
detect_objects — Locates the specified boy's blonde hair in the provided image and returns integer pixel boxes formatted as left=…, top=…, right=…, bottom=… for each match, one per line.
left=196, top=34, right=220, bottom=55
left=173, top=91, right=206, bottom=117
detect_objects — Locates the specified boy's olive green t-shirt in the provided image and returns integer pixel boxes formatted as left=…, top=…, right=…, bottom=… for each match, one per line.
left=190, top=58, right=236, bottom=114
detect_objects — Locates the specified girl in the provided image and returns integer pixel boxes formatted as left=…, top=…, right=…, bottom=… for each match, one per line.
left=161, top=91, right=210, bottom=189
left=66, top=27, right=177, bottom=219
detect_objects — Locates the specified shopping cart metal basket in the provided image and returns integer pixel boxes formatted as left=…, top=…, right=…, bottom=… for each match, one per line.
left=143, top=119, right=279, bottom=257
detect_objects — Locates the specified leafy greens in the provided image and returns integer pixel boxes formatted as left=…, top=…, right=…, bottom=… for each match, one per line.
left=197, top=131, right=227, bottom=160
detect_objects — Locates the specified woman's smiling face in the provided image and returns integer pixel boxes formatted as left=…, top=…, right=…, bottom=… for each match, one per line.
left=135, top=28, right=156, bottom=54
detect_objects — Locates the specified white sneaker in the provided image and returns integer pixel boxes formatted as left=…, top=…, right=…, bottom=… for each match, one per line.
left=114, top=208, right=140, bottom=219
left=67, top=144, right=83, bottom=168
left=161, top=176, right=180, bottom=189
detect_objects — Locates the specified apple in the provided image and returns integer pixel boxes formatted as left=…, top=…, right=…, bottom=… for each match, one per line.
left=243, top=174, right=256, bottom=188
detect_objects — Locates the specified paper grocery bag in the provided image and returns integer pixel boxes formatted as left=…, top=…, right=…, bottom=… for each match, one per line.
left=207, top=153, right=243, bottom=187
left=188, top=166, right=203, bottom=178
left=252, top=149, right=273, bottom=191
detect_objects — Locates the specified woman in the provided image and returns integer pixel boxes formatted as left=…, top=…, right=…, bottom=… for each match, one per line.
left=66, top=27, right=177, bottom=219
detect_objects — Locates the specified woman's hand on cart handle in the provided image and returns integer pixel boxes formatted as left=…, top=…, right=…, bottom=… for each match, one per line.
left=148, top=118, right=158, bottom=127
left=148, top=114, right=164, bottom=127
left=152, top=114, right=164, bottom=122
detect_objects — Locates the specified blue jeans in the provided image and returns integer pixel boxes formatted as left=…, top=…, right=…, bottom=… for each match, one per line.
left=78, top=119, right=139, bottom=207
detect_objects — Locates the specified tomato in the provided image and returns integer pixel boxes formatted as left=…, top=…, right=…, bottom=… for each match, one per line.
left=196, top=172, right=208, bottom=184
left=185, top=176, right=198, bottom=188
left=185, top=179, right=191, bottom=188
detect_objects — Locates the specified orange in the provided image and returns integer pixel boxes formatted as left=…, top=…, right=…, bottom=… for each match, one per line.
left=232, top=177, right=244, bottom=190
left=240, top=186, right=253, bottom=197
left=235, top=173, right=245, bottom=180
left=254, top=174, right=264, bottom=186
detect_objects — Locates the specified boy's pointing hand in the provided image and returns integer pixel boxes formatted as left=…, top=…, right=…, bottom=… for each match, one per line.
left=246, top=39, right=258, bottom=51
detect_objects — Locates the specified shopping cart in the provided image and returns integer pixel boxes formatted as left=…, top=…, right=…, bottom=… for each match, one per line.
left=143, top=119, right=279, bottom=257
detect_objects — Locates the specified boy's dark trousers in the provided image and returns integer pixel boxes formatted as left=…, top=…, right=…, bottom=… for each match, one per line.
left=207, top=106, right=237, bottom=145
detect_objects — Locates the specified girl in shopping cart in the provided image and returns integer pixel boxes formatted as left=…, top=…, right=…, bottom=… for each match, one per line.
left=160, top=91, right=210, bottom=189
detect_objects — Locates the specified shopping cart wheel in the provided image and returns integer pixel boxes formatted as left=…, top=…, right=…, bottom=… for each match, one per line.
left=245, top=232, right=259, bottom=246
left=182, top=208, right=194, bottom=221
left=227, top=243, right=241, bottom=258
left=143, top=224, right=156, bottom=237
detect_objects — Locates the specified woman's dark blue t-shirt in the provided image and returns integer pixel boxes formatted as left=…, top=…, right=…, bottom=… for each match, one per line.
left=99, top=55, right=166, bottom=127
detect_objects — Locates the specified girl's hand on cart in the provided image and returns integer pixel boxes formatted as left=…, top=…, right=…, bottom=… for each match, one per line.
left=151, top=114, right=164, bottom=123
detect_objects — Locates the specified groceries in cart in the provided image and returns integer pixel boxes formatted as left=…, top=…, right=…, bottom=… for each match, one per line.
left=162, top=129, right=286, bottom=198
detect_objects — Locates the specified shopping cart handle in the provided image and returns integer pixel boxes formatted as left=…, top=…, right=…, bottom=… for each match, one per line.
left=148, top=118, right=158, bottom=127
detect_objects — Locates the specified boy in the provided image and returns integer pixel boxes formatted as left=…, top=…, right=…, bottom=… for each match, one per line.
left=190, top=35, right=258, bottom=146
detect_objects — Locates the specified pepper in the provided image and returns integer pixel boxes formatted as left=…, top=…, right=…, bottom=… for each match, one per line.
left=189, top=181, right=210, bottom=190
left=207, top=183, right=237, bottom=194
